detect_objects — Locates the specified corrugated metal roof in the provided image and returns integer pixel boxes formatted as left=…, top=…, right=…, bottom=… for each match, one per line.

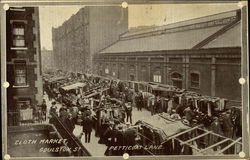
left=202, top=22, right=241, bottom=48
left=100, top=25, right=225, bottom=54
left=122, top=10, right=237, bottom=38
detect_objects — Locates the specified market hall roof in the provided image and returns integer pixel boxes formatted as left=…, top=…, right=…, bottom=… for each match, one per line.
left=100, top=10, right=241, bottom=54
left=201, top=21, right=241, bottom=49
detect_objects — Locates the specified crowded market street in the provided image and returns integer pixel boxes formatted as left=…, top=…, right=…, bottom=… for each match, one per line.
left=5, top=5, right=246, bottom=158
left=38, top=71, right=243, bottom=156
left=43, top=86, right=152, bottom=156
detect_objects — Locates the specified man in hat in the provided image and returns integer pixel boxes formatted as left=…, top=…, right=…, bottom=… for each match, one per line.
left=138, top=91, right=144, bottom=111
left=82, top=115, right=93, bottom=143
left=76, top=111, right=83, bottom=125
left=41, top=99, right=47, bottom=121
left=125, top=102, right=132, bottom=124
left=59, top=106, right=68, bottom=120
left=83, top=105, right=92, bottom=118
left=64, top=113, right=75, bottom=134
left=49, top=101, right=58, bottom=116
left=102, top=121, right=114, bottom=146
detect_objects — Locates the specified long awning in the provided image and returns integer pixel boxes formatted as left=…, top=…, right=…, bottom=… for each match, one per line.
left=61, top=82, right=86, bottom=91
left=48, top=76, right=66, bottom=82
left=148, top=83, right=176, bottom=91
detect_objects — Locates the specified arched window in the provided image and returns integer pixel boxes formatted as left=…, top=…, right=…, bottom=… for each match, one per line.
left=190, top=72, right=200, bottom=89
left=171, top=72, right=182, bottom=89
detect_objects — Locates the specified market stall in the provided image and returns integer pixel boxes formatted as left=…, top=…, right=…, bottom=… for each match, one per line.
left=134, top=111, right=242, bottom=155
left=60, top=82, right=87, bottom=95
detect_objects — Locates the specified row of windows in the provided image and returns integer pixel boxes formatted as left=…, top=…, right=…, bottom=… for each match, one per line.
left=103, top=67, right=200, bottom=89
left=152, top=72, right=200, bottom=89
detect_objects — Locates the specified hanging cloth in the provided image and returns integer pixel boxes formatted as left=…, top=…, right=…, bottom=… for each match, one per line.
left=178, top=96, right=182, bottom=105
left=167, top=99, right=173, bottom=113
left=219, top=98, right=225, bottom=111
left=207, top=102, right=212, bottom=117
left=194, top=99, right=198, bottom=109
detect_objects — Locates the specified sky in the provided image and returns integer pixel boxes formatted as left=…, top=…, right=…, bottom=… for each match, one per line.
left=39, top=3, right=239, bottom=50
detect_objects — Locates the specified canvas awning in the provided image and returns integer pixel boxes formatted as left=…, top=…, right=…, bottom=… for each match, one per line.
left=48, top=76, right=66, bottom=83
left=148, top=83, right=175, bottom=91
left=136, top=114, right=190, bottom=142
left=61, top=82, right=86, bottom=91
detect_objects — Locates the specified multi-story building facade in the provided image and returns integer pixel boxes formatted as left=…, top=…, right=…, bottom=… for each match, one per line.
left=41, top=49, right=54, bottom=71
left=52, top=6, right=128, bottom=73
left=93, top=10, right=242, bottom=101
left=6, top=7, right=43, bottom=125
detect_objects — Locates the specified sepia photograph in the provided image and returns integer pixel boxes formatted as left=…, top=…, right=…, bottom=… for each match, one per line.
left=1, top=0, right=249, bottom=159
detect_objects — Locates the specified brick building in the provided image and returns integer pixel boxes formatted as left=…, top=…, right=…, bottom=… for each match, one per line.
left=6, top=7, right=43, bottom=125
left=52, top=6, right=128, bottom=73
left=93, top=10, right=242, bottom=101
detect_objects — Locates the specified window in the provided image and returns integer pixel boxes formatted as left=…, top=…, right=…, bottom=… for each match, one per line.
left=190, top=72, right=200, bottom=88
left=153, top=69, right=161, bottom=83
left=14, top=61, right=27, bottom=86
left=12, top=23, right=25, bottom=47
left=105, top=68, right=109, bottom=74
left=171, top=72, right=182, bottom=89
left=153, top=75, right=161, bottom=83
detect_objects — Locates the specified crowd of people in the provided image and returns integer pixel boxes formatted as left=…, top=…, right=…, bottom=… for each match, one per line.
left=41, top=71, right=242, bottom=155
